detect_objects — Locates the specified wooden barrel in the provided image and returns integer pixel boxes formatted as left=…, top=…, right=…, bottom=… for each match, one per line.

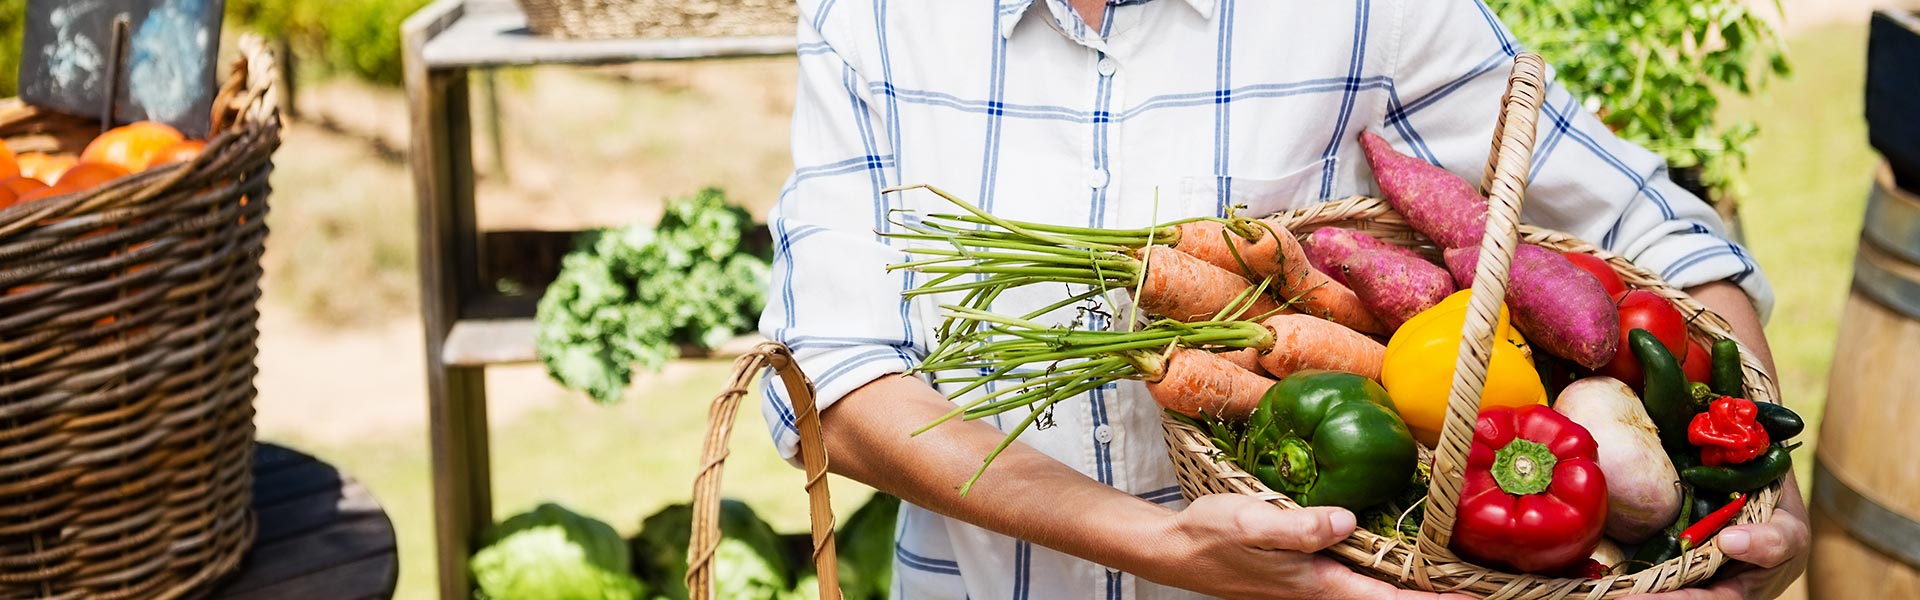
left=1810, top=164, right=1920, bottom=598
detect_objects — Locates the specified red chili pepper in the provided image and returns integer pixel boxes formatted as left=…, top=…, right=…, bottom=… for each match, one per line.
left=1679, top=493, right=1748, bottom=551
left=1452, top=405, right=1609, bottom=574
left=1689, top=396, right=1769, bottom=466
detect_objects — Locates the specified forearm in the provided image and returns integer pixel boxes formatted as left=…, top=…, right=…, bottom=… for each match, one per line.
left=822, top=374, right=1173, bottom=574
left=1684, top=280, right=1776, bottom=377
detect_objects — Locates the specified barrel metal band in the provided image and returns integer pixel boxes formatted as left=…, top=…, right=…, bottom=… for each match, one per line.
left=1854, top=240, right=1920, bottom=321
left=1814, top=460, right=1920, bottom=569
left=1867, top=164, right=1920, bottom=265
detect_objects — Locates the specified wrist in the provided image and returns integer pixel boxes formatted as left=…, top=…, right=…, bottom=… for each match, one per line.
left=1096, top=501, right=1185, bottom=580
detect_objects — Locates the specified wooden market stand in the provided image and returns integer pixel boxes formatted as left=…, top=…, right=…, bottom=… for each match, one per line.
left=401, top=1, right=795, bottom=597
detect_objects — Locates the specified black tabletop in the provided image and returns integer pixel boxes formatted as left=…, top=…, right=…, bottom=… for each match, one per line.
left=204, top=443, right=399, bottom=600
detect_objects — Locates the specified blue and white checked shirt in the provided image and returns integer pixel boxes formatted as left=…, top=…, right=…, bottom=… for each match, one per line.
left=760, top=1, right=1773, bottom=598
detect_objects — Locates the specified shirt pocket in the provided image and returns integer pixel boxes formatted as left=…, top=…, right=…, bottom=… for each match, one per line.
left=1178, top=157, right=1336, bottom=220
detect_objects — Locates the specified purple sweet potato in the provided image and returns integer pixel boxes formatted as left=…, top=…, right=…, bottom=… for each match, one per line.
left=1301, top=227, right=1426, bottom=286
left=1443, top=244, right=1620, bottom=369
left=1360, top=131, right=1489, bottom=249
left=1337, top=249, right=1456, bottom=331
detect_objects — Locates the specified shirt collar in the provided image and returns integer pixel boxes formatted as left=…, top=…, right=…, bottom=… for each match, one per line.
left=999, top=0, right=1217, bottom=38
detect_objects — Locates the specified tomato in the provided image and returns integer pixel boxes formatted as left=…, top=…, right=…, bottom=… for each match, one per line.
left=17, top=152, right=77, bottom=185
left=82, top=121, right=184, bottom=172
left=1594, top=290, right=1687, bottom=389
left=56, top=162, right=131, bottom=191
left=1562, top=252, right=1628, bottom=298
left=1681, top=339, right=1712, bottom=385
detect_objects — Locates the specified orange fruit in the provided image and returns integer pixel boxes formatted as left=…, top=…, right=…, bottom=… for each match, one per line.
left=0, top=187, right=15, bottom=210
left=82, top=121, right=184, bottom=172
left=17, top=153, right=77, bottom=185
left=0, top=143, right=17, bottom=180
left=56, top=162, right=131, bottom=191
left=150, top=139, right=206, bottom=167
left=16, top=182, right=78, bottom=204
left=1, top=176, right=47, bottom=196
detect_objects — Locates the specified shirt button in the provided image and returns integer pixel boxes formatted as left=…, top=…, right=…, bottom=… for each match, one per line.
left=1094, top=424, right=1114, bottom=443
left=1097, top=57, right=1118, bottom=77
left=1087, top=168, right=1110, bottom=189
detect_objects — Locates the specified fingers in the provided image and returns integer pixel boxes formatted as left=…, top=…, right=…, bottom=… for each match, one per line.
left=1309, top=557, right=1475, bottom=600
left=1236, top=504, right=1356, bottom=552
left=1717, top=507, right=1809, bottom=569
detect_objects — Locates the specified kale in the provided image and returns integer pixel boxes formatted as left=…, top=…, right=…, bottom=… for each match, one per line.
left=536, top=188, right=770, bottom=403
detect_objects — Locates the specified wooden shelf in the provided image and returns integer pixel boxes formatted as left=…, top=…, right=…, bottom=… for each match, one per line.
left=419, top=0, right=796, bottom=70
left=442, top=318, right=769, bottom=367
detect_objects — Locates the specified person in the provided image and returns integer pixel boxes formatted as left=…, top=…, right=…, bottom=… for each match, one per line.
left=759, top=1, right=1809, bottom=598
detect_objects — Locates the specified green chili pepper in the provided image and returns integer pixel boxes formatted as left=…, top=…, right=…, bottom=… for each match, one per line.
left=1754, top=402, right=1805, bottom=441
left=1627, top=532, right=1682, bottom=574
left=1710, top=338, right=1744, bottom=398
left=1682, top=446, right=1793, bottom=494
left=1631, top=329, right=1693, bottom=455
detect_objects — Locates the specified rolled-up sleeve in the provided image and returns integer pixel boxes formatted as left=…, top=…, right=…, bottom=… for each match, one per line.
left=759, top=12, right=927, bottom=462
left=1379, top=0, right=1774, bottom=321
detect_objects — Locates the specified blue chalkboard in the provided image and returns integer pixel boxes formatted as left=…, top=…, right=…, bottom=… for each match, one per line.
left=18, top=0, right=225, bottom=138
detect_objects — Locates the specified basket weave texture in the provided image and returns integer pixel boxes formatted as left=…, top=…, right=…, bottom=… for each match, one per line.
left=0, top=37, right=280, bottom=599
left=1160, top=55, right=1784, bottom=598
left=517, top=0, right=798, bottom=40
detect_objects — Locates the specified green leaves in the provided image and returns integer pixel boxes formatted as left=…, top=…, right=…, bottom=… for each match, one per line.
left=1497, top=0, right=1789, bottom=200
left=535, top=188, right=770, bottom=404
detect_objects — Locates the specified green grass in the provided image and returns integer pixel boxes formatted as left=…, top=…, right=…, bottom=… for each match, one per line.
left=1721, top=23, right=1878, bottom=489
left=266, top=361, right=873, bottom=600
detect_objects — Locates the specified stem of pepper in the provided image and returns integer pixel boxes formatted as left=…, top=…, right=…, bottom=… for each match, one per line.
left=1270, top=437, right=1319, bottom=495
left=1491, top=438, right=1559, bottom=495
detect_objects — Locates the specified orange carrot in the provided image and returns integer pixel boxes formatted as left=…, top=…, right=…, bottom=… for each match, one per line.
left=1135, top=246, right=1281, bottom=322
left=1169, top=220, right=1385, bottom=334
left=1144, top=346, right=1276, bottom=419
left=1255, top=313, right=1386, bottom=380
left=1216, top=347, right=1268, bottom=376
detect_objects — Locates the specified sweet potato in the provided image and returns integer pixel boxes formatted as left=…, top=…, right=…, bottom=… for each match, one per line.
left=1443, top=245, right=1620, bottom=369
left=1300, top=226, right=1425, bottom=286
left=1337, top=249, right=1456, bottom=331
left=1359, top=131, right=1489, bottom=249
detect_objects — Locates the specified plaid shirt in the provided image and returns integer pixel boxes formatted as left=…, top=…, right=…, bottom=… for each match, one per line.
left=760, top=1, right=1772, bottom=598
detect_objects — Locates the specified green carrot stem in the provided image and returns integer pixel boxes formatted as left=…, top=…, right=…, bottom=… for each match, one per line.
left=906, top=275, right=1115, bottom=296
left=884, top=184, right=1128, bottom=251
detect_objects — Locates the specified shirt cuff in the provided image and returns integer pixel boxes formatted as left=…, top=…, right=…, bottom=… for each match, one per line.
left=1624, top=230, right=1775, bottom=323
left=761, top=344, right=920, bottom=464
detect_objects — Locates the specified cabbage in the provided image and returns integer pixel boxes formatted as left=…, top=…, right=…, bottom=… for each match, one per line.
left=634, top=501, right=789, bottom=600
left=471, top=503, right=647, bottom=600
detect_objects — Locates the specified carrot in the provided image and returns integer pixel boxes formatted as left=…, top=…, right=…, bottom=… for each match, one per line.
left=1241, top=221, right=1386, bottom=334
left=1216, top=347, right=1267, bottom=375
left=1143, top=347, right=1275, bottom=419
left=1170, top=220, right=1283, bottom=277
left=1255, top=314, right=1386, bottom=380
left=1136, top=246, right=1282, bottom=322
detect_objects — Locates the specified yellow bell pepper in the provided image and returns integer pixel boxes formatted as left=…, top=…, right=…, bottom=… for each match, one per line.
left=1381, top=291, right=1547, bottom=447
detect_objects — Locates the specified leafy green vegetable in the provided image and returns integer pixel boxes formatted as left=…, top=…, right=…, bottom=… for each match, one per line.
left=470, top=503, right=647, bottom=600
left=633, top=501, right=790, bottom=600
left=536, top=188, right=771, bottom=403
left=1497, top=0, right=1789, bottom=199
left=1357, top=458, right=1429, bottom=542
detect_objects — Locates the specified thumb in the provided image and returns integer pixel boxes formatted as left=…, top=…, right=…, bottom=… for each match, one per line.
left=1238, top=505, right=1356, bottom=552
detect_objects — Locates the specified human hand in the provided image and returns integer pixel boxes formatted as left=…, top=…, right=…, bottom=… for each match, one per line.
left=1622, top=476, right=1810, bottom=600
left=1129, top=494, right=1472, bottom=600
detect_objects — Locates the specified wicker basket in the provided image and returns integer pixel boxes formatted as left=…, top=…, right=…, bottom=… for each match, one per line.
left=1161, top=54, right=1785, bottom=598
left=0, top=37, right=279, bottom=599
left=516, top=0, right=798, bottom=40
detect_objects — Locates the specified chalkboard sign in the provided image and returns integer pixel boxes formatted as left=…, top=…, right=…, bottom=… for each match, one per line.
left=18, top=0, right=225, bottom=138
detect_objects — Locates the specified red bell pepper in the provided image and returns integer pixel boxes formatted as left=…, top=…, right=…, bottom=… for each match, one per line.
left=1690, top=396, right=1770, bottom=466
left=1452, top=405, right=1609, bottom=574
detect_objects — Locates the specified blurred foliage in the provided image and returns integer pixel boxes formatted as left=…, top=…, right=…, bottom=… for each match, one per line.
left=0, top=0, right=27, bottom=97
left=1498, top=0, right=1790, bottom=200
left=226, top=0, right=431, bottom=86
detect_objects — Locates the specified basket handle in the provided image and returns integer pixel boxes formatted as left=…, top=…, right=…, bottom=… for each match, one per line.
left=1414, top=53, right=1548, bottom=564
left=688, top=342, right=841, bottom=599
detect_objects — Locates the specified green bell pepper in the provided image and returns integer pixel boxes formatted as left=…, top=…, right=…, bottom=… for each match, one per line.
left=1247, top=370, right=1419, bottom=511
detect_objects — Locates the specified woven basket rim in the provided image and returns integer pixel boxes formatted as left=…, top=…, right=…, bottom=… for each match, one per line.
left=1161, top=195, right=1785, bottom=598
